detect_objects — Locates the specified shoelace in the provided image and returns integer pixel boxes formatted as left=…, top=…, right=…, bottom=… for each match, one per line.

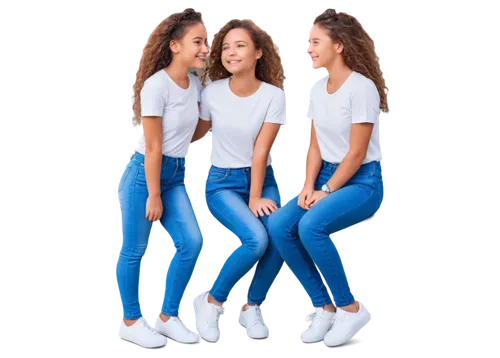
left=207, top=306, right=225, bottom=328
left=139, top=319, right=158, bottom=334
left=305, top=311, right=323, bottom=328
left=249, top=307, right=265, bottom=327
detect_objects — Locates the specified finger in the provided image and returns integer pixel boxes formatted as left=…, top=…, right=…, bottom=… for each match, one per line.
left=270, top=203, right=278, bottom=212
left=258, top=208, right=265, bottom=217
left=251, top=208, right=259, bottom=217
left=263, top=206, right=271, bottom=216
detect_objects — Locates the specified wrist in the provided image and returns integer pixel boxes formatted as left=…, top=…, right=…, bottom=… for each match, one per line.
left=149, top=192, right=161, bottom=198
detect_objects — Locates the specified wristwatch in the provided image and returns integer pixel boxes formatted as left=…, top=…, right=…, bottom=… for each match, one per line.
left=321, top=183, right=332, bottom=194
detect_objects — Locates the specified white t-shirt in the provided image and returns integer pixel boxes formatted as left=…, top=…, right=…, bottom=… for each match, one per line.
left=307, top=71, right=382, bottom=164
left=135, top=70, right=202, bottom=158
left=199, top=78, right=286, bottom=168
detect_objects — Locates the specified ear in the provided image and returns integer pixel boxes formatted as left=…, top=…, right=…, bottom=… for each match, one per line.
left=170, top=40, right=180, bottom=54
left=335, top=42, right=344, bottom=54
left=256, top=49, right=263, bottom=59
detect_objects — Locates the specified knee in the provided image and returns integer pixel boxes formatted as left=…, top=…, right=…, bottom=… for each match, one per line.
left=181, top=234, right=203, bottom=258
left=244, top=230, right=269, bottom=258
left=298, top=216, right=321, bottom=244
left=119, top=243, right=147, bottom=261
left=267, top=210, right=288, bottom=241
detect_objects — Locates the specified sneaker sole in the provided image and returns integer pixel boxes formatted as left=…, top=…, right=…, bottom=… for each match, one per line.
left=240, top=324, right=271, bottom=341
left=119, top=336, right=167, bottom=349
left=156, top=331, right=201, bottom=344
left=119, top=338, right=168, bottom=349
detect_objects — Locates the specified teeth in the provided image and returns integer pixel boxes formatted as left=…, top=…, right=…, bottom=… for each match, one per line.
left=229, top=60, right=240, bottom=64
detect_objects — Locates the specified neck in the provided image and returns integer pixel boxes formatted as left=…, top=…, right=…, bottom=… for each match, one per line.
left=164, top=58, right=190, bottom=83
left=325, top=57, right=352, bottom=85
left=229, top=69, right=260, bottom=96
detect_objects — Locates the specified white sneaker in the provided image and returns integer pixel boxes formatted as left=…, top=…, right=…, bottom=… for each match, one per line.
left=301, top=307, right=335, bottom=343
left=239, top=305, right=269, bottom=339
left=119, top=317, right=167, bottom=348
left=155, top=316, right=199, bottom=344
left=193, top=291, right=225, bottom=342
left=324, top=302, right=371, bottom=347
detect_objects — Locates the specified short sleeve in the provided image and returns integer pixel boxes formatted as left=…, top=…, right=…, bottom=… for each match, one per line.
left=264, top=89, right=286, bottom=125
left=351, top=81, right=380, bottom=124
left=307, top=87, right=314, bottom=120
left=190, top=73, right=202, bottom=102
left=199, top=87, right=211, bottom=121
left=140, top=78, right=167, bottom=117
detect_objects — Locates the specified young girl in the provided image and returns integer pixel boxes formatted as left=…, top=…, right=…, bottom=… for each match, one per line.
left=116, top=9, right=209, bottom=348
left=269, top=9, right=388, bottom=347
left=190, top=19, right=286, bottom=342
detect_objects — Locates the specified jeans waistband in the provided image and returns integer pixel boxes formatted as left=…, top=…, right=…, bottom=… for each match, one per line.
left=321, top=160, right=381, bottom=171
left=131, top=152, right=185, bottom=166
left=210, top=164, right=272, bottom=174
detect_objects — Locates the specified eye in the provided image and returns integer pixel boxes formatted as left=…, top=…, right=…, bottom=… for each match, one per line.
left=222, top=47, right=229, bottom=51
left=237, top=44, right=244, bottom=48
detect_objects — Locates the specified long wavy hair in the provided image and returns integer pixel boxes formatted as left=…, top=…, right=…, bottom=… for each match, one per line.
left=132, top=9, right=204, bottom=126
left=315, top=9, right=389, bottom=112
left=201, top=19, right=285, bottom=89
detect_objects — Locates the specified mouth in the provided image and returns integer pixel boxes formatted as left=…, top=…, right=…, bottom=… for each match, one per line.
left=227, top=60, right=241, bottom=66
left=196, top=55, right=206, bottom=62
left=311, top=56, right=318, bottom=61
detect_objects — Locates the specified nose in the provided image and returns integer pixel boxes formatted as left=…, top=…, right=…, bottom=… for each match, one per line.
left=202, top=44, right=209, bottom=55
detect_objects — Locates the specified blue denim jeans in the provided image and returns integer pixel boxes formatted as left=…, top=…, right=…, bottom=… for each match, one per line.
left=205, top=165, right=284, bottom=304
left=117, top=152, right=203, bottom=319
left=268, top=161, right=383, bottom=308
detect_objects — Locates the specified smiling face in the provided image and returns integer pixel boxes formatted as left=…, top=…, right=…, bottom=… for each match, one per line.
left=171, top=22, right=209, bottom=69
left=307, top=24, right=343, bottom=69
left=221, top=28, right=262, bottom=75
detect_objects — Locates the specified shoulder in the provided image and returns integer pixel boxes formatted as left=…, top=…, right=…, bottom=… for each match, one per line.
left=310, top=75, right=328, bottom=94
left=142, top=70, right=168, bottom=93
left=261, top=82, right=285, bottom=101
left=350, top=72, right=378, bottom=97
left=201, top=78, right=228, bottom=96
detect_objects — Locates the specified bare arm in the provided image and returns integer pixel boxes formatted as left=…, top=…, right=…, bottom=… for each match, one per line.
left=191, top=118, right=212, bottom=143
left=325, top=123, right=373, bottom=192
left=142, top=116, right=163, bottom=221
left=303, top=120, right=323, bottom=188
left=249, top=123, right=281, bottom=216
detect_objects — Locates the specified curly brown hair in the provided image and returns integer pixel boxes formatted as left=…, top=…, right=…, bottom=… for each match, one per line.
left=315, top=9, right=389, bottom=112
left=132, top=8, right=204, bottom=126
left=201, top=19, right=285, bottom=89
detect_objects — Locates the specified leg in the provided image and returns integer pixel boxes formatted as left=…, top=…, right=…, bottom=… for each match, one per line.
left=193, top=189, right=268, bottom=343
left=156, top=181, right=205, bottom=344
left=115, top=164, right=168, bottom=348
left=207, top=189, right=269, bottom=304
left=299, top=184, right=379, bottom=346
left=247, top=184, right=285, bottom=305
left=268, top=195, right=333, bottom=307
left=238, top=184, right=284, bottom=340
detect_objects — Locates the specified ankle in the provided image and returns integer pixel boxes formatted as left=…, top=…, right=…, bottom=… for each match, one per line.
left=339, top=301, right=359, bottom=313
left=208, top=293, right=223, bottom=307
left=323, top=304, right=336, bottom=313
left=123, top=318, right=138, bottom=327
left=159, top=313, right=171, bottom=323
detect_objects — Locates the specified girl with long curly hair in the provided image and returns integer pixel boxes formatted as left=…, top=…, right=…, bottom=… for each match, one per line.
left=190, top=19, right=286, bottom=342
left=116, top=8, right=208, bottom=348
left=269, top=9, right=388, bottom=347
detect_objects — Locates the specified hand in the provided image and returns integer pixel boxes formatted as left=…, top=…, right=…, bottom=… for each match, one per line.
left=298, top=185, right=314, bottom=210
left=304, top=190, right=328, bottom=209
left=249, top=197, right=278, bottom=217
left=146, top=195, right=163, bottom=221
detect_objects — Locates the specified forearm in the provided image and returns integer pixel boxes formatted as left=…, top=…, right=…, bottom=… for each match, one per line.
left=250, top=154, right=268, bottom=199
left=191, top=119, right=211, bottom=143
left=304, top=146, right=323, bottom=189
left=326, top=151, right=365, bottom=192
left=144, top=149, right=162, bottom=197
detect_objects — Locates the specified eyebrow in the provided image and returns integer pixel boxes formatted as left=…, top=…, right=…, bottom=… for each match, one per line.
left=222, top=40, right=248, bottom=46
left=192, top=37, right=205, bottom=40
left=308, top=38, right=321, bottom=42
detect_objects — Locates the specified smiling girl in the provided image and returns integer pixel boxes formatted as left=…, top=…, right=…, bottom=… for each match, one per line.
left=269, top=9, right=388, bottom=347
left=190, top=19, right=286, bottom=342
left=116, top=8, right=208, bottom=348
